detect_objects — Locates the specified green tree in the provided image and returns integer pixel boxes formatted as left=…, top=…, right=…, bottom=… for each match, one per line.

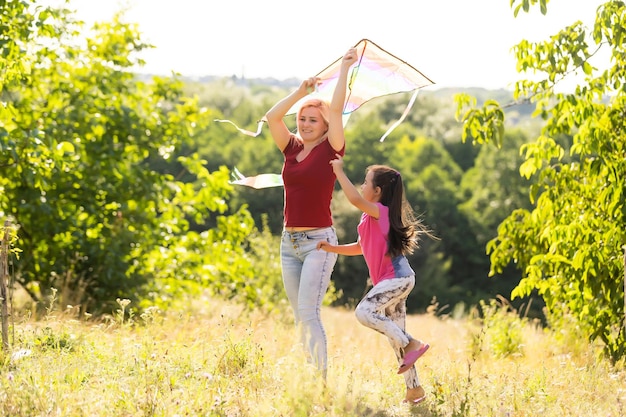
left=456, top=0, right=626, bottom=361
left=0, top=1, right=280, bottom=314
left=459, top=129, right=534, bottom=247
left=458, top=128, right=543, bottom=315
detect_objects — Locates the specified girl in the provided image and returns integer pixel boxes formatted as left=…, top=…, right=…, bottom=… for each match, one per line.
left=317, top=155, right=432, bottom=404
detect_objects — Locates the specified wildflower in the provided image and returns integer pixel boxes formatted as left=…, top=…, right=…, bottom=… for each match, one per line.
left=11, top=348, right=32, bottom=362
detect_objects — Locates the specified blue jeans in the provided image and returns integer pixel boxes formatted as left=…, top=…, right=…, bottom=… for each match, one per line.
left=281, top=227, right=338, bottom=373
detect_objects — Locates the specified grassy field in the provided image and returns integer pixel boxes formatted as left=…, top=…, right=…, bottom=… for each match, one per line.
left=0, top=295, right=624, bottom=417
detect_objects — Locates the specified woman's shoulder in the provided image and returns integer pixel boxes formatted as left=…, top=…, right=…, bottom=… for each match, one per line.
left=283, top=135, right=303, bottom=153
left=323, top=136, right=345, bottom=154
left=289, top=134, right=302, bottom=145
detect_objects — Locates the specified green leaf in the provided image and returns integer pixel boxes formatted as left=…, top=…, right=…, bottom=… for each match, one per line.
left=55, top=141, right=75, bottom=155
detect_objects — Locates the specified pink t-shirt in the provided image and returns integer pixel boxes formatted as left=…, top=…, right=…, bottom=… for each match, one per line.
left=282, top=135, right=345, bottom=227
left=357, top=203, right=415, bottom=285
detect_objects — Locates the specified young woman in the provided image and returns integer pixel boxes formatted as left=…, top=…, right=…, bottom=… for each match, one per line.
left=317, top=155, right=433, bottom=404
left=264, top=48, right=357, bottom=378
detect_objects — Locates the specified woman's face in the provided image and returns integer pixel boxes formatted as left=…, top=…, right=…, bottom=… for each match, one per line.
left=297, top=106, right=328, bottom=142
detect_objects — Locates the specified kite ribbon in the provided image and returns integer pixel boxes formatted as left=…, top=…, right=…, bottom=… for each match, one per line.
left=379, top=89, right=420, bottom=142
left=214, top=106, right=351, bottom=137
left=214, top=119, right=265, bottom=137
left=229, top=167, right=283, bottom=189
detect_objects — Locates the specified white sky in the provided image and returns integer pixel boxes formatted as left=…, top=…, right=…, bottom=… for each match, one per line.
left=65, top=0, right=605, bottom=90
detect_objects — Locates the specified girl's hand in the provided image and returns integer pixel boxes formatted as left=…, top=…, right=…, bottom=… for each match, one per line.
left=317, top=241, right=331, bottom=251
left=328, top=153, right=344, bottom=173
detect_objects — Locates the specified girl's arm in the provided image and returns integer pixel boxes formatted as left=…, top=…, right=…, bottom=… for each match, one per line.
left=327, top=48, right=357, bottom=152
left=265, top=77, right=318, bottom=151
left=331, top=155, right=380, bottom=219
left=317, top=241, right=362, bottom=256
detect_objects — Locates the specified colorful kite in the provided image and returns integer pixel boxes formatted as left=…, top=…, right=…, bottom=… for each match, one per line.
left=287, top=38, right=434, bottom=129
left=218, top=38, right=435, bottom=187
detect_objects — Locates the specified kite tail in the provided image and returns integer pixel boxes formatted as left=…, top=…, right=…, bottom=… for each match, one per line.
left=229, top=167, right=284, bottom=189
left=379, top=89, right=420, bottom=142
left=215, top=118, right=266, bottom=137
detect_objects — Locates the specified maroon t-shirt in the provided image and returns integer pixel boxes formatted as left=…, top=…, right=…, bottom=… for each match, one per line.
left=282, top=135, right=345, bottom=228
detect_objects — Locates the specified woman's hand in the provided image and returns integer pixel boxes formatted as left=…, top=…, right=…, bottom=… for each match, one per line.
left=299, top=76, right=321, bottom=95
left=341, top=47, right=358, bottom=68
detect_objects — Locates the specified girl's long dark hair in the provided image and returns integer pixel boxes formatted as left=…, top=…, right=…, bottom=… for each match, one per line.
left=367, top=164, right=433, bottom=258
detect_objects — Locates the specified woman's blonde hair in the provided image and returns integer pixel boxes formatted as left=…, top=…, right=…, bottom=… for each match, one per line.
left=296, top=99, right=330, bottom=127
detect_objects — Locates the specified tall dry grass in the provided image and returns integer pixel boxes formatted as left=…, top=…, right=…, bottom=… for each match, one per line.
left=0, top=295, right=624, bottom=416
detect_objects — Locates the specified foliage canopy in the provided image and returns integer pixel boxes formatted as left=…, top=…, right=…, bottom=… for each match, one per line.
left=457, top=0, right=626, bottom=361
left=0, top=0, right=283, bottom=314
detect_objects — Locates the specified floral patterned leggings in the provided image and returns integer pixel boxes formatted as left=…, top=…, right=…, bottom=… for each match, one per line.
left=354, top=275, right=420, bottom=388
